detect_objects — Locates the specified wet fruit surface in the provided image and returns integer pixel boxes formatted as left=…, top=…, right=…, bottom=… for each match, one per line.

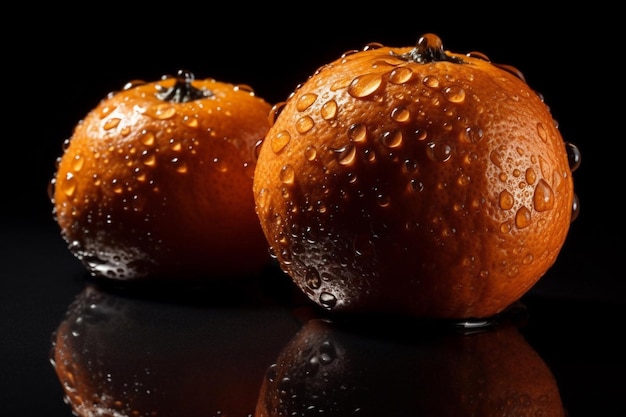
left=253, top=34, right=580, bottom=319
left=51, top=70, right=273, bottom=280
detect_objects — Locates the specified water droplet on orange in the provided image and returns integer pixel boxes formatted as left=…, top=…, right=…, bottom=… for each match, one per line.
left=525, top=167, right=536, bottom=185
left=381, top=130, right=403, bottom=148
left=536, top=122, right=548, bottom=142
left=141, top=151, right=157, bottom=167
left=279, top=164, right=296, bottom=185
left=296, top=93, right=318, bottom=111
left=515, top=206, right=532, bottom=229
left=389, top=66, right=413, bottom=84
left=443, top=85, right=466, bottom=103
left=320, top=99, right=338, bottom=120
left=171, top=158, right=188, bottom=174
left=461, top=127, right=484, bottom=143
left=348, top=124, right=367, bottom=143
left=71, top=155, right=84, bottom=172
left=271, top=130, right=291, bottom=154
left=391, top=105, right=411, bottom=123
left=184, top=116, right=199, bottom=128
left=304, top=145, right=317, bottom=161
left=566, top=142, right=581, bottom=172
left=62, top=173, right=77, bottom=197
left=140, top=131, right=156, bottom=146
left=337, top=145, right=356, bottom=166
left=102, top=117, right=121, bottom=130
left=212, top=157, right=228, bottom=172
left=319, top=292, right=337, bottom=309
left=111, top=179, right=124, bottom=194
left=423, top=75, right=440, bottom=88
left=147, top=104, right=176, bottom=120
left=295, top=115, right=315, bottom=134
left=533, top=179, right=554, bottom=212
left=347, top=73, right=383, bottom=98
left=499, top=190, right=515, bottom=210
left=305, top=267, right=321, bottom=289
left=426, top=142, right=452, bottom=162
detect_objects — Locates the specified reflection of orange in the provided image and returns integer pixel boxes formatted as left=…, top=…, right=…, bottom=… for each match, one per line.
left=255, top=317, right=565, bottom=416
left=52, top=70, right=272, bottom=280
left=254, top=33, right=579, bottom=318
left=51, top=283, right=301, bottom=417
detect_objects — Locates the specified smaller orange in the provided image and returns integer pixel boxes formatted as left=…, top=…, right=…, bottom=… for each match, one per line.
left=51, top=70, right=272, bottom=280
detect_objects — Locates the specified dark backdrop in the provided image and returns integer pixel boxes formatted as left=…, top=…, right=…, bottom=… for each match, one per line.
left=2, top=3, right=624, bottom=416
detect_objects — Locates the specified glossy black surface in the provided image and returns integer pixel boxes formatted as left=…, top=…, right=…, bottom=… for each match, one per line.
left=3, top=5, right=624, bottom=416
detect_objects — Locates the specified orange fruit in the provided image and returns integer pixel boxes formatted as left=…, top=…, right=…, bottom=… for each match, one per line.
left=253, top=34, right=580, bottom=319
left=51, top=70, right=273, bottom=280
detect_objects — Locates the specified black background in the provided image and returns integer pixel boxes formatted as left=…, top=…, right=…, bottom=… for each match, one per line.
left=2, top=3, right=624, bottom=416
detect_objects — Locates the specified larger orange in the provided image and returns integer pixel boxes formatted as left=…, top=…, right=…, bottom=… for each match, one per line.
left=253, top=34, right=580, bottom=319
left=52, top=70, right=272, bottom=280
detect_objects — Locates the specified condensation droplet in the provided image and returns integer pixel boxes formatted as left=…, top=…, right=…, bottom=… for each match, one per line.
left=571, top=193, right=580, bottom=222
left=381, top=130, right=403, bottom=148
left=338, top=145, right=356, bottom=166
left=172, top=158, right=188, bottom=174
left=320, top=99, right=338, bottom=120
left=490, top=147, right=505, bottom=169
left=536, top=122, right=548, bottom=142
left=98, top=104, right=116, bottom=118
left=566, top=142, right=581, bottom=172
left=169, top=139, right=182, bottom=152
left=426, top=142, right=452, bottom=162
left=295, top=115, right=315, bottom=133
left=111, top=179, right=124, bottom=194
left=62, top=172, right=77, bottom=197
left=304, top=145, right=317, bottom=161
left=212, top=157, right=228, bottom=172
left=348, top=124, right=367, bottom=143
left=500, top=221, right=512, bottom=234
left=522, top=254, right=534, bottom=265
left=423, top=76, right=440, bottom=88
left=71, top=155, right=84, bottom=172
left=461, top=127, right=484, bottom=143
left=296, top=93, right=318, bottom=111
left=271, top=130, right=291, bottom=154
left=148, top=104, right=176, bottom=120
left=389, top=66, right=413, bottom=84
left=305, top=267, right=321, bottom=289
left=515, top=206, right=532, bottom=229
left=279, top=164, right=296, bottom=184
left=443, top=85, right=466, bottom=103
left=403, top=158, right=419, bottom=173
left=391, top=106, right=410, bottom=123
left=415, top=129, right=428, bottom=141
left=141, top=151, right=156, bottom=167
left=499, top=190, right=515, bottom=210
left=533, top=179, right=554, bottom=212
left=525, top=167, right=537, bottom=185
left=140, top=131, right=156, bottom=146
left=347, top=73, right=383, bottom=98
left=319, top=292, right=337, bottom=309
left=376, top=193, right=390, bottom=207
left=103, top=117, right=121, bottom=130
left=184, top=116, right=198, bottom=128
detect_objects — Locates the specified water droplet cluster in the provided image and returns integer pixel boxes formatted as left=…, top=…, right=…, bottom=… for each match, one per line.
left=254, top=34, right=579, bottom=318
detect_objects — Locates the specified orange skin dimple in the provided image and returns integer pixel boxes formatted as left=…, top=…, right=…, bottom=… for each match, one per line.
left=53, top=75, right=273, bottom=280
left=254, top=36, right=575, bottom=319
